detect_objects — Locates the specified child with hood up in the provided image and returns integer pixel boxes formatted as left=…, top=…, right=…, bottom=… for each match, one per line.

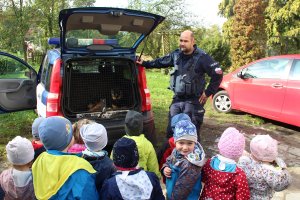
left=0, top=136, right=36, bottom=199
left=162, top=120, right=206, bottom=200
left=101, top=137, right=165, bottom=200
left=238, top=134, right=291, bottom=200
left=200, top=127, right=250, bottom=200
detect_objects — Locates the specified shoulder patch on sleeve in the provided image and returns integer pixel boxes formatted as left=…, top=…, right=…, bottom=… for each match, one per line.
left=215, top=67, right=223, bottom=74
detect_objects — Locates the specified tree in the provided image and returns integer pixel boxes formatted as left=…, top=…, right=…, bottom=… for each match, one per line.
left=72, top=0, right=96, bottom=7
left=31, top=0, right=71, bottom=51
left=265, top=0, right=300, bottom=55
left=128, top=0, right=194, bottom=59
left=0, top=0, right=32, bottom=60
left=230, top=0, right=267, bottom=71
left=200, top=25, right=231, bottom=71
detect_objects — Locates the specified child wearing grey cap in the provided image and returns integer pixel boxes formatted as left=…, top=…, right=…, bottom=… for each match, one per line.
left=80, top=123, right=116, bottom=193
left=0, top=136, right=36, bottom=199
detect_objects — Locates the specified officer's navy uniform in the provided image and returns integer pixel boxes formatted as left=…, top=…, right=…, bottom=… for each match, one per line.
left=141, top=45, right=223, bottom=139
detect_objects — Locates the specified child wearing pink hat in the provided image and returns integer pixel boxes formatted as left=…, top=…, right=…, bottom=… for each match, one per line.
left=201, top=127, right=250, bottom=200
left=238, top=134, right=291, bottom=199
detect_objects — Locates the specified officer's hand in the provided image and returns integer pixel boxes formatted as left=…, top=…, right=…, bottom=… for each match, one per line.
left=199, top=92, right=208, bottom=105
left=136, top=58, right=143, bottom=65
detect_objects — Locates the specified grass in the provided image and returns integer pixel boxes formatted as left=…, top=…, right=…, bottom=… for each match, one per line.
left=0, top=110, right=37, bottom=144
left=0, top=70, right=265, bottom=146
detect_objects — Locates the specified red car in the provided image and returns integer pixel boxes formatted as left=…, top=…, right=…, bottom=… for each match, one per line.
left=212, top=54, right=300, bottom=127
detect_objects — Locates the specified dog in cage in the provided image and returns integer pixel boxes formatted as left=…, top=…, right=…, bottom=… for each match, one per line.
left=88, top=99, right=106, bottom=112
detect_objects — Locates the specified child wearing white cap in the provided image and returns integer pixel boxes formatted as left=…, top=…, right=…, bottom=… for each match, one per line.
left=238, top=134, right=291, bottom=199
left=0, top=136, right=36, bottom=199
left=80, top=123, right=116, bottom=193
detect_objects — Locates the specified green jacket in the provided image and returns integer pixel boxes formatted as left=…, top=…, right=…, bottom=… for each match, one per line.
left=112, top=134, right=161, bottom=179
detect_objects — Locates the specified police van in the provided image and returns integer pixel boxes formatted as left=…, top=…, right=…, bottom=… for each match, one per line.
left=0, top=7, right=165, bottom=145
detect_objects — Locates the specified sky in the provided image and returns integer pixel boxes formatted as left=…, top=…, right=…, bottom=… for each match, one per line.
left=95, top=0, right=227, bottom=27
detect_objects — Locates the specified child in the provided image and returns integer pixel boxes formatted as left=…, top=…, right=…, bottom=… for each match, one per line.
left=100, top=137, right=165, bottom=200
left=80, top=123, right=116, bottom=192
left=162, top=120, right=206, bottom=200
left=111, top=110, right=161, bottom=179
left=32, top=116, right=98, bottom=199
left=157, top=113, right=191, bottom=170
left=68, top=118, right=94, bottom=153
left=238, top=134, right=291, bottom=199
left=0, top=136, right=36, bottom=199
left=31, top=117, right=46, bottom=160
left=200, top=127, right=250, bottom=200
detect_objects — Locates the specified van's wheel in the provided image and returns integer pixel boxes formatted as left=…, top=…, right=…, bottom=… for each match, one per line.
left=213, top=91, right=232, bottom=113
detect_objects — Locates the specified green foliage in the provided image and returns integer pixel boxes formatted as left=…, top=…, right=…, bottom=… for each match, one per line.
left=199, top=25, right=231, bottom=70
left=130, top=0, right=195, bottom=58
left=219, top=0, right=236, bottom=18
left=265, top=0, right=300, bottom=55
left=72, top=0, right=96, bottom=7
left=230, top=0, right=267, bottom=71
left=0, top=2, right=32, bottom=59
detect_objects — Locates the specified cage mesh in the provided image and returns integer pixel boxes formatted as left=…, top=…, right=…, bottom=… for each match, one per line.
left=65, top=60, right=135, bottom=113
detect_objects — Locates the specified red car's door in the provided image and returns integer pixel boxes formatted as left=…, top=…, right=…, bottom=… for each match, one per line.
left=281, top=59, right=300, bottom=126
left=232, top=58, right=291, bottom=119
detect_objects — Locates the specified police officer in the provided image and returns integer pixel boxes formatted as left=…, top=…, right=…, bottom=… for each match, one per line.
left=136, top=30, right=223, bottom=140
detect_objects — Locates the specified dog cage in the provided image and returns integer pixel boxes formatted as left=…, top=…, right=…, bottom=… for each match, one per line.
left=63, top=58, right=137, bottom=115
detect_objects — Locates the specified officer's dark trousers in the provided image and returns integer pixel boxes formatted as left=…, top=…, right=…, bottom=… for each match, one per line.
left=167, top=101, right=205, bottom=141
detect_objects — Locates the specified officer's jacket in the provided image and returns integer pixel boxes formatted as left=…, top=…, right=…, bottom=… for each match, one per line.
left=142, top=45, right=223, bottom=98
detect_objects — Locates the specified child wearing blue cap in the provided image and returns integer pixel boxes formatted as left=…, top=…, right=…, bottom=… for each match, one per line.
left=157, top=113, right=191, bottom=183
left=101, top=137, right=165, bottom=200
left=162, top=120, right=206, bottom=200
left=31, top=116, right=98, bottom=199
left=31, top=117, right=46, bottom=160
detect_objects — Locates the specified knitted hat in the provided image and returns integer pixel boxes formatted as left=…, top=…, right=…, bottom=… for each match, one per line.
left=125, top=110, right=143, bottom=136
left=250, top=134, right=278, bottom=162
left=113, top=137, right=139, bottom=169
left=171, top=113, right=191, bottom=131
left=39, top=116, right=73, bottom=151
left=80, top=123, right=108, bottom=152
left=173, top=120, right=197, bottom=143
left=218, top=127, right=245, bottom=160
left=32, top=117, right=45, bottom=139
left=6, top=136, right=34, bottom=165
